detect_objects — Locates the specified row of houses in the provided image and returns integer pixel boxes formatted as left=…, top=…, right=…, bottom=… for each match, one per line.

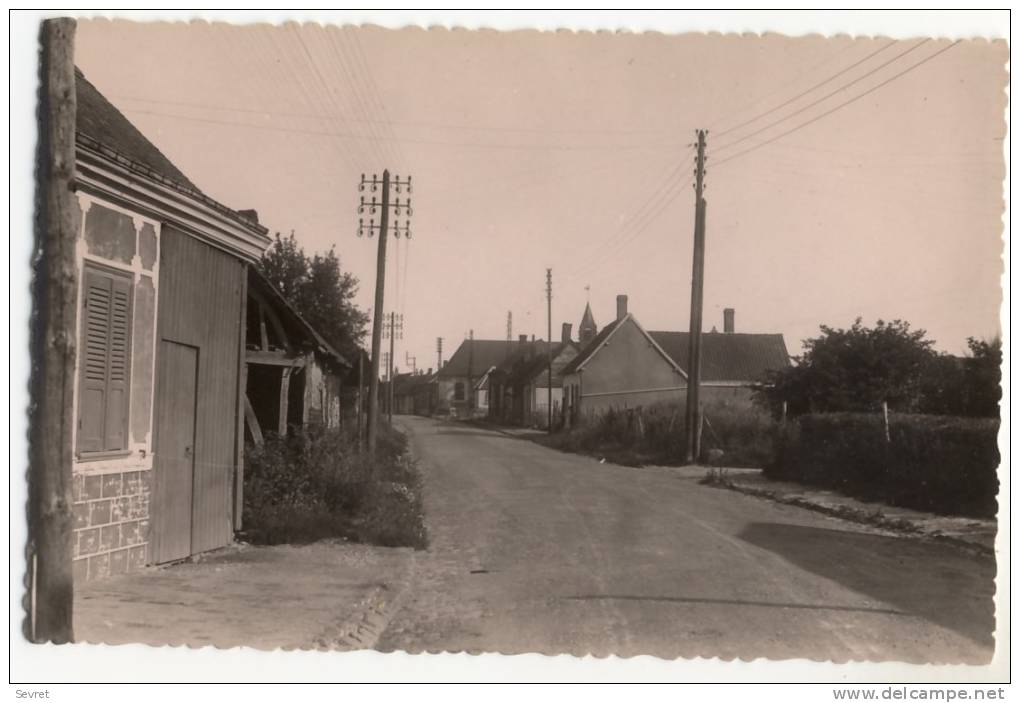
left=400, top=295, right=791, bottom=428
left=69, top=69, right=350, bottom=582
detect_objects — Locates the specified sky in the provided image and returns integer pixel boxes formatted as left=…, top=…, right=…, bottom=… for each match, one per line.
left=73, top=18, right=1008, bottom=368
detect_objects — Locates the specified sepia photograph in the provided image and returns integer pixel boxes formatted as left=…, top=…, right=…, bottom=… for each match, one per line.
left=12, top=9, right=1009, bottom=687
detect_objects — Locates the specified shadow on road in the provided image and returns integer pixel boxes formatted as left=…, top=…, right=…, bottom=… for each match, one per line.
left=737, top=522, right=996, bottom=648
left=564, top=594, right=907, bottom=616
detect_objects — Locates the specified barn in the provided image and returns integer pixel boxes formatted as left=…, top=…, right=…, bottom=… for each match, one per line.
left=70, top=69, right=272, bottom=580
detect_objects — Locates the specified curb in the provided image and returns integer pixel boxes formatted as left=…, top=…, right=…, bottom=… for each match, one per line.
left=704, top=478, right=995, bottom=558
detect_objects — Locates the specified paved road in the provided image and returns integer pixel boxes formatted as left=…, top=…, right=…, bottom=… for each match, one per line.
left=377, top=416, right=995, bottom=663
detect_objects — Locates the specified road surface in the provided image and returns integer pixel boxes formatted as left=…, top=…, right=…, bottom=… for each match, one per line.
left=376, top=416, right=995, bottom=663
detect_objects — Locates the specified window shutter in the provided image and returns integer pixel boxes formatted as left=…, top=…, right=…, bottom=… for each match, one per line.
left=104, top=274, right=132, bottom=450
left=77, top=266, right=133, bottom=455
left=78, top=270, right=111, bottom=453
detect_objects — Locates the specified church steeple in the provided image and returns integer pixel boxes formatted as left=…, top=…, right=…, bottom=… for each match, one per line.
left=579, top=302, right=597, bottom=345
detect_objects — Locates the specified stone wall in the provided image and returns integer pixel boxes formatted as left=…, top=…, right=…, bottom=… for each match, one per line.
left=71, top=469, right=151, bottom=582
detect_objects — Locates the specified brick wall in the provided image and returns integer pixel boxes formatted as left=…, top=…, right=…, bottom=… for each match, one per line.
left=72, top=469, right=150, bottom=582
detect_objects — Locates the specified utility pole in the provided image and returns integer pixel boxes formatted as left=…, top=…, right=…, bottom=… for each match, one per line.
left=436, top=337, right=443, bottom=370
left=405, top=351, right=417, bottom=375
left=29, top=17, right=77, bottom=644
left=358, top=171, right=413, bottom=455
left=383, top=312, right=403, bottom=424
left=546, top=269, right=553, bottom=432
left=466, top=329, right=474, bottom=415
left=356, top=351, right=364, bottom=447
left=506, top=310, right=512, bottom=359
left=684, top=130, right=708, bottom=464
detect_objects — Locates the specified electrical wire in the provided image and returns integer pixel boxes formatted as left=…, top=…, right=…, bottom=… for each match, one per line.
left=713, top=41, right=961, bottom=169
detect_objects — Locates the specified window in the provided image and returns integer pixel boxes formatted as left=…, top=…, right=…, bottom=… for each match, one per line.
left=454, top=382, right=465, bottom=401
left=77, top=264, right=133, bottom=456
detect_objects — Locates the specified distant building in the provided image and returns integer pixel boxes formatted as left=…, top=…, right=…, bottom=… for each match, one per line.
left=488, top=325, right=580, bottom=428
left=561, top=296, right=790, bottom=422
left=579, top=302, right=598, bottom=345
left=435, top=339, right=514, bottom=417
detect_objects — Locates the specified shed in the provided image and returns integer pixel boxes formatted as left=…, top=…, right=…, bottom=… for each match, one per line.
left=244, top=267, right=350, bottom=443
left=70, top=69, right=271, bottom=579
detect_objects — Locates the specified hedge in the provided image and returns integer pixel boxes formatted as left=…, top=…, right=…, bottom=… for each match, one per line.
left=767, top=412, right=1000, bottom=518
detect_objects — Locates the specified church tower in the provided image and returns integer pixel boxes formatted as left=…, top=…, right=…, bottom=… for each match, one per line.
left=579, top=302, right=597, bottom=346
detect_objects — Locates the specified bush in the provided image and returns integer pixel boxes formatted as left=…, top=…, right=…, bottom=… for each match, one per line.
left=768, top=412, right=1000, bottom=517
left=243, top=424, right=427, bottom=549
left=542, top=402, right=774, bottom=467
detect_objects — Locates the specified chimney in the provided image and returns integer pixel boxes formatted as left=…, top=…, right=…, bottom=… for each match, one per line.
left=442, top=360, right=448, bottom=368
left=519, top=334, right=528, bottom=345
left=427, top=367, right=433, bottom=375
left=616, top=294, right=628, bottom=321
left=561, top=322, right=572, bottom=344
left=724, top=307, right=735, bottom=334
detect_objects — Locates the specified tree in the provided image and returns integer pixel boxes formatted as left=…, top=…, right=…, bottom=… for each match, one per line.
left=258, top=232, right=369, bottom=363
left=754, top=318, right=937, bottom=417
left=961, top=336, right=1002, bottom=418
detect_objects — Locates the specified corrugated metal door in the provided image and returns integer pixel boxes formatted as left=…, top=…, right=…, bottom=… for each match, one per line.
left=153, top=227, right=244, bottom=561
left=151, top=340, right=198, bottom=563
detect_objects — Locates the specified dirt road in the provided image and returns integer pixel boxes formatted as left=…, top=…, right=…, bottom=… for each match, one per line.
left=376, top=416, right=995, bottom=663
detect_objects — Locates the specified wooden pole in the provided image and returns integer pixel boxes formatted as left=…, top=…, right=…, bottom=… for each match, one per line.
left=356, top=351, right=363, bottom=447
left=388, top=312, right=395, bottom=426
left=546, top=268, right=553, bottom=432
left=28, top=17, right=77, bottom=644
left=366, top=171, right=391, bottom=457
left=684, top=129, right=708, bottom=464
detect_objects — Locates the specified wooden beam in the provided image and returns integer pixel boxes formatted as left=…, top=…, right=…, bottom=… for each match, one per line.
left=246, top=349, right=307, bottom=367
left=29, top=18, right=77, bottom=645
left=249, top=286, right=293, bottom=354
left=234, top=268, right=248, bottom=531
left=278, top=367, right=292, bottom=435
left=257, top=299, right=269, bottom=351
left=243, top=393, right=263, bottom=447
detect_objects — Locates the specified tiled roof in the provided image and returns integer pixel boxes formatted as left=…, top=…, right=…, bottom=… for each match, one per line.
left=75, top=68, right=198, bottom=189
left=393, top=371, right=436, bottom=394
left=437, top=339, right=518, bottom=378
left=560, top=317, right=626, bottom=376
left=648, top=331, right=790, bottom=383
left=509, top=342, right=575, bottom=386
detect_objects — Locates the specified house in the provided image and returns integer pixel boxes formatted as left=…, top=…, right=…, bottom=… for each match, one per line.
left=560, top=295, right=790, bottom=422
left=391, top=369, right=438, bottom=416
left=243, top=267, right=349, bottom=443
left=435, top=338, right=517, bottom=417
left=70, top=69, right=272, bottom=581
left=488, top=325, right=580, bottom=428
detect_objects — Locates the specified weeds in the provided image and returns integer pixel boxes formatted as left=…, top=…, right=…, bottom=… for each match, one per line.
left=242, top=424, right=427, bottom=549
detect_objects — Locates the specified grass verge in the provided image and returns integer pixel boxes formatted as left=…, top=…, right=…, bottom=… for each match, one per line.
left=241, top=423, right=427, bottom=550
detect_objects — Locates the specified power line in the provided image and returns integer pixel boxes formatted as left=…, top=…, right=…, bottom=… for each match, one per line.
left=109, top=93, right=678, bottom=138
left=118, top=106, right=678, bottom=153
left=714, top=38, right=931, bottom=155
left=713, top=40, right=896, bottom=138
left=713, top=41, right=961, bottom=169
left=560, top=153, right=694, bottom=283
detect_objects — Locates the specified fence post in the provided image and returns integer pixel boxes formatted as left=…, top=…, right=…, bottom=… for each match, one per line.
left=882, top=401, right=891, bottom=442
